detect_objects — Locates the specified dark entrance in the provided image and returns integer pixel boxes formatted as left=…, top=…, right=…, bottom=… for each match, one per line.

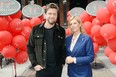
left=70, top=0, right=88, bottom=10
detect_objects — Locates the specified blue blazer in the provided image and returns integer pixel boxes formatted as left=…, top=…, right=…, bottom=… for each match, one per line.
left=66, top=33, right=94, bottom=77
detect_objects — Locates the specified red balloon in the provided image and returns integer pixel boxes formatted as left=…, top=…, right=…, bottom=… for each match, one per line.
left=107, top=0, right=116, bottom=15
left=104, top=46, right=113, bottom=57
left=10, top=10, right=22, bottom=19
left=108, top=37, right=116, bottom=51
left=109, top=52, right=116, bottom=64
left=22, top=18, right=31, bottom=28
left=65, top=28, right=71, bottom=36
left=67, top=16, right=71, bottom=22
left=100, top=24, right=116, bottom=39
left=93, top=43, right=99, bottom=54
left=110, top=15, right=116, bottom=26
left=67, top=11, right=71, bottom=16
left=0, top=17, right=9, bottom=30
left=30, top=17, right=41, bottom=27
left=90, top=16, right=96, bottom=21
left=42, top=6, right=46, bottom=9
left=39, top=15, right=45, bottom=22
left=9, top=18, right=24, bottom=34
left=0, top=31, right=13, bottom=45
left=80, top=11, right=91, bottom=23
left=19, top=45, right=27, bottom=51
left=1, top=45, right=17, bottom=59
left=96, top=7, right=111, bottom=23
left=15, top=51, right=28, bottom=64
left=12, top=35, right=26, bottom=49
left=5, top=16, right=13, bottom=22
left=92, top=18, right=103, bottom=26
left=93, top=35, right=106, bottom=45
left=91, top=25, right=101, bottom=37
left=0, top=44, right=6, bottom=53
left=21, top=27, right=32, bottom=40
left=99, top=41, right=107, bottom=46
left=83, top=21, right=93, bottom=34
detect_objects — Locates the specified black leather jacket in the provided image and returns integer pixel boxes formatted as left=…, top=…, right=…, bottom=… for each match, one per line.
left=27, top=23, right=66, bottom=68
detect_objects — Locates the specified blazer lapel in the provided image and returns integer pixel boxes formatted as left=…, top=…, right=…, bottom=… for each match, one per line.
left=71, top=34, right=83, bottom=56
left=67, top=35, right=73, bottom=55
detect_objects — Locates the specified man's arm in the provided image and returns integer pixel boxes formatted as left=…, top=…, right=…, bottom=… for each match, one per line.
left=27, top=27, right=37, bottom=67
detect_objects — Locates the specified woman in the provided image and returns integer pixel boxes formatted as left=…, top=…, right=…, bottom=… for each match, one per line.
left=66, top=16, right=94, bottom=77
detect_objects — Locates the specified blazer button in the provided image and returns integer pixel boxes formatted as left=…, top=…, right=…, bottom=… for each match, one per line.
left=44, top=51, right=46, bottom=52
left=43, top=59, right=45, bottom=60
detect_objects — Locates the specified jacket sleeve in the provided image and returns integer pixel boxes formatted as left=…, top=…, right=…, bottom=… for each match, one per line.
left=75, top=36, right=94, bottom=65
left=27, top=27, right=37, bottom=67
left=62, top=28, right=66, bottom=65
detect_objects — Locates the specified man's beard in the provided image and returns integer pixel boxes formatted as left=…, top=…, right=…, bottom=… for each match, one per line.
left=48, top=20, right=56, bottom=25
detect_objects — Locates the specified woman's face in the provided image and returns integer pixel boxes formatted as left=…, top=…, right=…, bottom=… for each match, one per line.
left=69, top=19, right=81, bottom=33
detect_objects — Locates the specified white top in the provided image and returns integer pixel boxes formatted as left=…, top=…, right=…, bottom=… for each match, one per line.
left=70, top=33, right=80, bottom=51
left=70, top=33, right=80, bottom=63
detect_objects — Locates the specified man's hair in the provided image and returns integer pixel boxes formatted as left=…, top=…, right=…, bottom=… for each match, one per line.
left=45, top=3, right=59, bottom=14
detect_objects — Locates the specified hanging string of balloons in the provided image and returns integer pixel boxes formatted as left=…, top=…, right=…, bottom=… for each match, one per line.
left=0, top=7, right=45, bottom=64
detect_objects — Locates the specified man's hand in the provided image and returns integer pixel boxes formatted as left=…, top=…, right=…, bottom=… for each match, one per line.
left=34, top=65, right=43, bottom=71
left=66, top=56, right=74, bottom=64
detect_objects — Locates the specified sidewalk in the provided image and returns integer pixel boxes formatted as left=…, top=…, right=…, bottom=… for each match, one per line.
left=22, top=48, right=116, bottom=77
left=97, top=52, right=116, bottom=76
left=0, top=48, right=116, bottom=77
left=21, top=59, right=116, bottom=77
left=0, top=59, right=31, bottom=77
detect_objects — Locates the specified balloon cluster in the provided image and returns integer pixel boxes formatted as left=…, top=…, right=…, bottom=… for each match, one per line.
left=66, top=0, right=116, bottom=65
left=0, top=9, right=44, bottom=64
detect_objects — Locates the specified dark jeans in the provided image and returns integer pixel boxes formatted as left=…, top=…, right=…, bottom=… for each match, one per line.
left=36, top=65, right=62, bottom=77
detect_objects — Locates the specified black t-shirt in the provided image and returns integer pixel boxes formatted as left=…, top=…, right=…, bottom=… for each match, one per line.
left=44, top=26, right=56, bottom=67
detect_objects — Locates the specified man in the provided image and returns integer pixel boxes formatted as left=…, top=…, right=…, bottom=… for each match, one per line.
left=27, top=3, right=66, bottom=77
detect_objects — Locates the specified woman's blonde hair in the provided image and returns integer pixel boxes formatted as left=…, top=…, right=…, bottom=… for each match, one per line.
left=68, top=16, right=86, bottom=34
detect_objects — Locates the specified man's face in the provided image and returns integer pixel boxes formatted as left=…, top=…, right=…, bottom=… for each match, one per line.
left=45, top=8, right=58, bottom=25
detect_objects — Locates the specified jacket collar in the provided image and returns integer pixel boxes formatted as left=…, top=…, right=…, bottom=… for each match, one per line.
left=39, top=22, right=60, bottom=30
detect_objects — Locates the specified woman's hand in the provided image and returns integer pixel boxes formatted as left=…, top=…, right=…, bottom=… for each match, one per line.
left=66, top=56, right=74, bottom=64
